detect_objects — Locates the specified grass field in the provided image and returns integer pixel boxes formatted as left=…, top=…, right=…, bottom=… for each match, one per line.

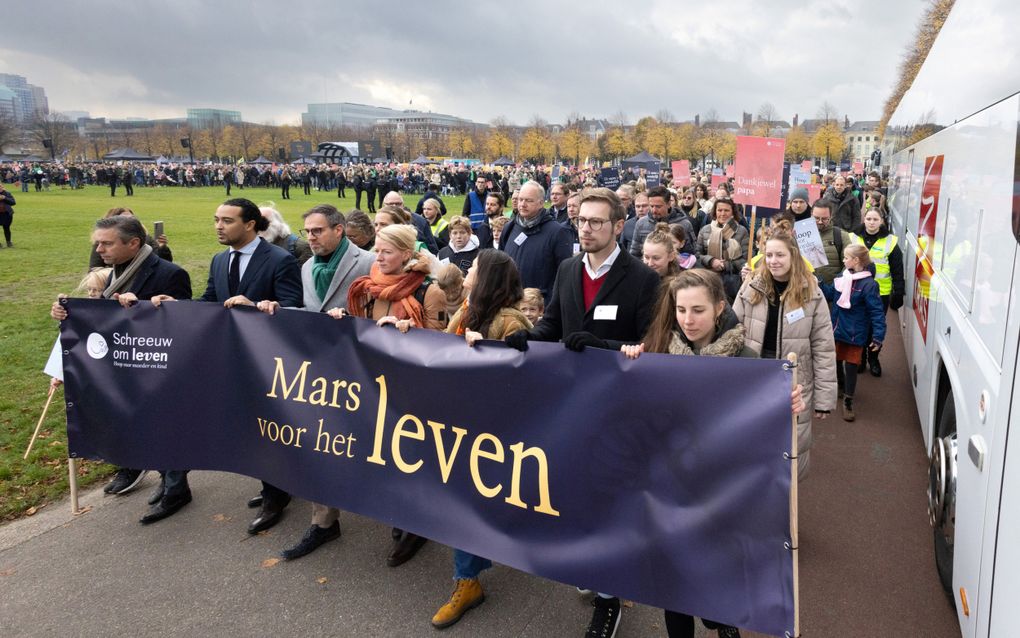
left=0, top=184, right=468, bottom=521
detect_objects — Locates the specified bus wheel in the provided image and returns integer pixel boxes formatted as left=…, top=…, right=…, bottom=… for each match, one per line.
left=928, top=392, right=957, bottom=593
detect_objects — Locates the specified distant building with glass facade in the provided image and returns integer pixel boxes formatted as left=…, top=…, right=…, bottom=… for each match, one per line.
left=186, top=108, right=241, bottom=130
left=0, top=73, right=49, bottom=122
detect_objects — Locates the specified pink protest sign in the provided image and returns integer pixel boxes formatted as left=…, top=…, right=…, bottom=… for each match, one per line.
left=801, top=160, right=812, bottom=173
left=804, top=183, right=823, bottom=203
left=732, top=136, right=786, bottom=208
left=852, top=161, right=864, bottom=174
left=671, top=160, right=690, bottom=185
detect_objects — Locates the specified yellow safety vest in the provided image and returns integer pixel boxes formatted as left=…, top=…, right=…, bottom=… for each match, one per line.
left=431, top=218, right=449, bottom=238
left=869, top=235, right=897, bottom=296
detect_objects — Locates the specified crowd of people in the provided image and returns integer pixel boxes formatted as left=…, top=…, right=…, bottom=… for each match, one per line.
left=46, top=162, right=900, bottom=638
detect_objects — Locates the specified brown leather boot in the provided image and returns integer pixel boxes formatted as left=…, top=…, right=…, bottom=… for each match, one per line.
left=842, top=397, right=856, bottom=422
left=431, top=578, right=485, bottom=629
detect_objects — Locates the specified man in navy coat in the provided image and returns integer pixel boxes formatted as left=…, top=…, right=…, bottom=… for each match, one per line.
left=50, top=214, right=193, bottom=524
left=197, top=198, right=303, bottom=533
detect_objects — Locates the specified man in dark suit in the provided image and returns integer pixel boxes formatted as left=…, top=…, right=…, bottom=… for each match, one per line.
left=50, top=214, right=193, bottom=523
left=196, top=197, right=304, bottom=534
left=506, top=186, right=659, bottom=351
left=504, top=187, right=659, bottom=636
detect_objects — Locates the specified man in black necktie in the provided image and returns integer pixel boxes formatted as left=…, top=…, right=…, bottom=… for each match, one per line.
left=184, top=198, right=304, bottom=533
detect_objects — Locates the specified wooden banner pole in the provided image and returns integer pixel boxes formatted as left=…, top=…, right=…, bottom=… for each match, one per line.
left=747, top=205, right=758, bottom=262
left=788, top=352, right=801, bottom=638
left=23, top=385, right=56, bottom=460
left=68, top=457, right=79, bottom=515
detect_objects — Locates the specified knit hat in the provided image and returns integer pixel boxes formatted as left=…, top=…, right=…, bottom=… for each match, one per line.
left=790, top=187, right=809, bottom=202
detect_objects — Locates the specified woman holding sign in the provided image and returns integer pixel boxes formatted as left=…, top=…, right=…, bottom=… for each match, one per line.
left=621, top=269, right=806, bottom=638
left=732, top=221, right=837, bottom=479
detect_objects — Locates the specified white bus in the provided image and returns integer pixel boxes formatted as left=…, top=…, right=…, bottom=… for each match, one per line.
left=880, top=0, right=1019, bottom=635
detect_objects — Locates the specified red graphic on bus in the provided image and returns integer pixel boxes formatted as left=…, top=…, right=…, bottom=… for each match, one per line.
left=913, top=154, right=944, bottom=343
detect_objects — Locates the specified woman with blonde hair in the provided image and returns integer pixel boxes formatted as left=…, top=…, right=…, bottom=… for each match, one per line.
left=343, top=224, right=447, bottom=331
left=732, top=220, right=836, bottom=479
left=641, top=222, right=680, bottom=279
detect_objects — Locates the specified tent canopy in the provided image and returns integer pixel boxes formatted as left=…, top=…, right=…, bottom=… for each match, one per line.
left=103, top=148, right=154, bottom=161
left=622, top=150, right=659, bottom=164
left=250, top=156, right=273, bottom=165
left=492, top=156, right=515, bottom=166
left=410, top=154, right=437, bottom=165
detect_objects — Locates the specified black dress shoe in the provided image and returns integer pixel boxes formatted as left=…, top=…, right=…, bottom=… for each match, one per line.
left=140, top=491, right=192, bottom=525
left=147, top=478, right=166, bottom=506
left=247, top=495, right=263, bottom=508
left=869, top=359, right=882, bottom=377
left=281, top=522, right=341, bottom=560
left=247, top=499, right=290, bottom=535
left=387, top=532, right=427, bottom=567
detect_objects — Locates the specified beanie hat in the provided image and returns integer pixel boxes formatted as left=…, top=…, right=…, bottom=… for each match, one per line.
left=790, top=187, right=809, bottom=202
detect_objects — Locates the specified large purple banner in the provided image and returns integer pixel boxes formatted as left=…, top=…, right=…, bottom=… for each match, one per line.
left=61, top=298, right=795, bottom=635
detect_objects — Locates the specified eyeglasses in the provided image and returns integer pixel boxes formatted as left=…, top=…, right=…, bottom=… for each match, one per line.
left=577, top=216, right=610, bottom=230
left=299, top=226, right=335, bottom=238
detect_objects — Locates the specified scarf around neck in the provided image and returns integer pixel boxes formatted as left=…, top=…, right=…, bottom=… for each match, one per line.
left=834, top=269, right=872, bottom=309
left=311, top=236, right=349, bottom=301
left=708, top=220, right=737, bottom=261
left=347, top=260, right=428, bottom=327
left=103, top=243, right=152, bottom=299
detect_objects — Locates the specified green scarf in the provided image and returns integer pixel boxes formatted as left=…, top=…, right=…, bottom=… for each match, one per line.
left=312, top=236, right=349, bottom=301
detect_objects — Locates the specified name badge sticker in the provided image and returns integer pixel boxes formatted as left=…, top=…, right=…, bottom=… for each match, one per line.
left=594, top=305, right=618, bottom=320
left=785, top=307, right=805, bottom=324
left=514, top=233, right=528, bottom=246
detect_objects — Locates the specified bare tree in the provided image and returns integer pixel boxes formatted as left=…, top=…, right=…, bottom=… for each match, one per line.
left=655, top=109, right=675, bottom=124
left=756, top=102, right=780, bottom=136
left=702, top=108, right=719, bottom=124
left=0, top=113, right=19, bottom=152
left=816, top=101, right=839, bottom=124
left=30, top=113, right=75, bottom=160
left=609, top=110, right=629, bottom=127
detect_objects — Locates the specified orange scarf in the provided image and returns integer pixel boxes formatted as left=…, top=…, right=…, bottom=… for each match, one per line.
left=347, top=263, right=427, bottom=327
left=453, top=299, right=470, bottom=335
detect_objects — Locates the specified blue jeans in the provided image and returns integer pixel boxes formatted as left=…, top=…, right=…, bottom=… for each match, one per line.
left=453, top=549, right=491, bottom=580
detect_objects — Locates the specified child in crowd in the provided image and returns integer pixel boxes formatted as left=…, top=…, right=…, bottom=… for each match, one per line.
left=519, top=287, right=544, bottom=325
left=437, top=216, right=479, bottom=275
left=822, top=244, right=886, bottom=421
left=489, top=216, right=509, bottom=248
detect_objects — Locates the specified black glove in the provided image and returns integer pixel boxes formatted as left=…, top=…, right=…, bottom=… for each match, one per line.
left=890, top=295, right=903, bottom=311
left=563, top=331, right=608, bottom=352
left=505, top=329, right=530, bottom=352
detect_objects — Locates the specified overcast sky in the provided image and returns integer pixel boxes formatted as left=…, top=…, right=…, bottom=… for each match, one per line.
left=1, top=0, right=927, bottom=126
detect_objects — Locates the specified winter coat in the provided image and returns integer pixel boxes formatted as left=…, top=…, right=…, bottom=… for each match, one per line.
left=827, top=187, right=862, bottom=233
left=732, top=275, right=838, bottom=480
left=447, top=305, right=532, bottom=340
left=821, top=273, right=887, bottom=346
left=855, top=227, right=905, bottom=309
left=630, top=209, right=696, bottom=257
left=498, top=209, right=574, bottom=302
left=696, top=219, right=750, bottom=302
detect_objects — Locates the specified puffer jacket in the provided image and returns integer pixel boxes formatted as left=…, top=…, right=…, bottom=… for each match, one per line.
left=732, top=275, right=838, bottom=480
left=821, top=274, right=887, bottom=346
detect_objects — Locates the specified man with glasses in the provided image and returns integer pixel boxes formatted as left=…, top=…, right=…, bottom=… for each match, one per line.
left=505, top=188, right=659, bottom=636
left=549, top=182, right=569, bottom=223
left=629, top=185, right=695, bottom=258
left=499, top=180, right=573, bottom=301
left=256, top=203, right=372, bottom=560
left=506, top=186, right=658, bottom=355
left=810, top=198, right=858, bottom=285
